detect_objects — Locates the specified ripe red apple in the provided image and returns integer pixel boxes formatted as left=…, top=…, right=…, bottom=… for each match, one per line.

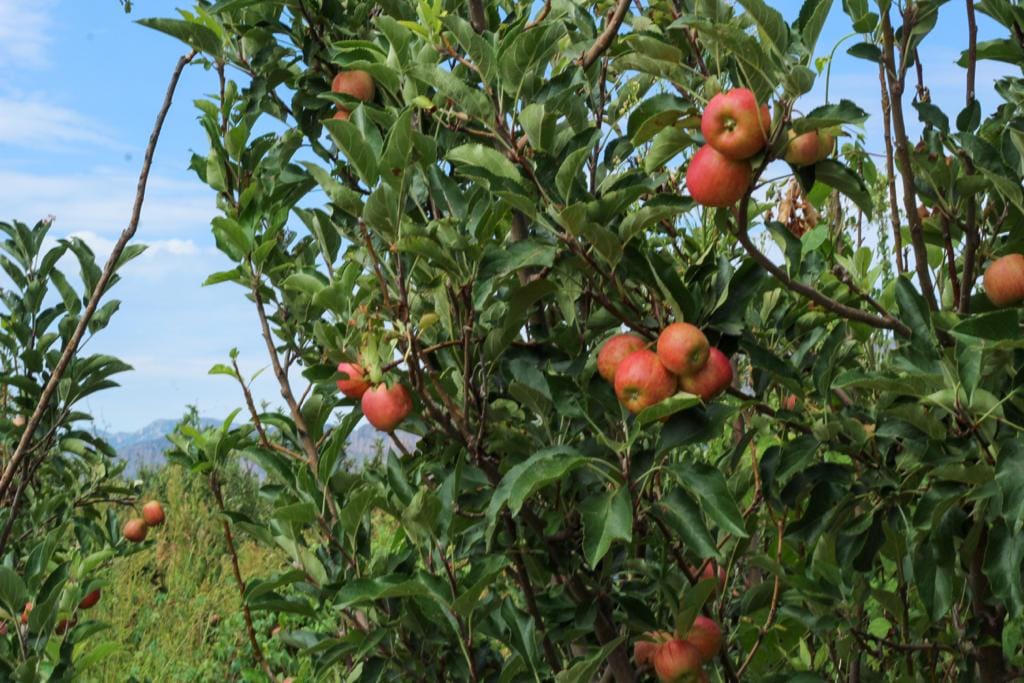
left=55, top=617, right=77, bottom=636
left=701, top=88, right=771, bottom=160
left=123, top=518, right=148, bottom=543
left=361, top=382, right=413, bottom=432
left=336, top=362, right=371, bottom=399
left=634, top=629, right=674, bottom=668
left=142, top=500, right=165, bottom=527
left=332, top=70, right=375, bottom=101
left=686, top=145, right=752, bottom=208
left=983, top=253, right=1024, bottom=307
left=680, top=348, right=733, bottom=401
left=684, top=616, right=723, bottom=662
left=657, top=323, right=710, bottom=377
left=653, top=638, right=704, bottom=683
left=597, top=333, right=646, bottom=383
left=782, top=394, right=798, bottom=411
left=613, top=350, right=677, bottom=414
left=783, top=129, right=834, bottom=166
left=78, top=589, right=101, bottom=610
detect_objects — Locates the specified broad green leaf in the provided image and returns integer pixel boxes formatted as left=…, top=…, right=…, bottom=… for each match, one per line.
left=580, top=486, right=633, bottom=567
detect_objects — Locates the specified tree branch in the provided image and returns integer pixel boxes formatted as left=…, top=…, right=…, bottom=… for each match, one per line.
left=0, top=50, right=197, bottom=501
left=881, top=10, right=939, bottom=311
left=580, top=0, right=632, bottom=69
left=732, top=203, right=912, bottom=337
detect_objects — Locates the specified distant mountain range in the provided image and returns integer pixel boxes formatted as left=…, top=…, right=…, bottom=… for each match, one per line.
left=95, top=418, right=415, bottom=476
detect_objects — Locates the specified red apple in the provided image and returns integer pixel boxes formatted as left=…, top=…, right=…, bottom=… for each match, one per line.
left=55, top=617, right=76, bottom=636
left=336, top=362, right=371, bottom=399
left=657, top=323, right=710, bottom=377
left=782, top=394, right=798, bottom=411
left=331, top=70, right=375, bottom=102
left=20, top=602, right=31, bottom=625
left=613, top=350, right=677, bottom=414
left=78, top=589, right=101, bottom=610
left=123, top=518, right=148, bottom=543
left=597, top=333, right=647, bottom=383
left=654, top=638, right=704, bottom=683
left=142, top=500, right=165, bottom=527
left=701, top=88, right=771, bottom=160
left=686, top=145, right=752, bottom=208
left=361, top=382, right=413, bottom=432
left=784, top=129, right=835, bottom=166
left=983, top=253, right=1024, bottom=307
left=684, top=616, right=723, bottom=662
left=680, top=348, right=733, bottom=401
left=634, top=630, right=674, bottom=667
left=696, top=561, right=727, bottom=596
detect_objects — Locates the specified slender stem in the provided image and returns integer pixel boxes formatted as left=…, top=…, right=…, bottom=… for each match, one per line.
left=878, top=61, right=906, bottom=275
left=0, top=50, right=196, bottom=501
left=881, top=9, right=939, bottom=311
left=959, top=0, right=980, bottom=313
left=210, top=473, right=274, bottom=679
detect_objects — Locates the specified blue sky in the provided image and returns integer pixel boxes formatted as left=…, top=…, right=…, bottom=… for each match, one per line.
left=0, top=1, right=1012, bottom=431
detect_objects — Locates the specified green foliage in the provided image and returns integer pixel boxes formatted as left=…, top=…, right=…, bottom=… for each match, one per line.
left=133, top=0, right=1024, bottom=679
left=0, top=219, right=146, bottom=679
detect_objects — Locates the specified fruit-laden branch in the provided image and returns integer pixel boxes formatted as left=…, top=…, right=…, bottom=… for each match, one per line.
left=580, top=0, right=632, bottom=69
left=880, top=10, right=939, bottom=312
left=0, top=50, right=197, bottom=502
left=732, top=200, right=913, bottom=338
left=210, top=472, right=273, bottom=679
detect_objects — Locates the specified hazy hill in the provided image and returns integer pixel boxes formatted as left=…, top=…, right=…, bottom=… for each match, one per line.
left=96, top=418, right=415, bottom=475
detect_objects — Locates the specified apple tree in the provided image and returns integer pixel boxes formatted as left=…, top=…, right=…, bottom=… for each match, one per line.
left=0, top=218, right=151, bottom=679
left=144, top=0, right=1024, bottom=680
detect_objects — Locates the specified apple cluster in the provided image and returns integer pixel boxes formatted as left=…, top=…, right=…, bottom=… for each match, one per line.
left=983, top=253, right=1024, bottom=307
left=337, top=362, right=413, bottom=432
left=599, top=323, right=733, bottom=414
left=633, top=615, right=723, bottom=682
left=122, top=499, right=166, bottom=544
left=685, top=88, right=837, bottom=208
left=686, top=88, right=770, bottom=208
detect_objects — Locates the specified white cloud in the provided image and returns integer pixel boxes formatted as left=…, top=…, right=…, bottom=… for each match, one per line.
left=0, top=96, right=118, bottom=150
left=0, top=168, right=214, bottom=239
left=0, top=1, right=52, bottom=68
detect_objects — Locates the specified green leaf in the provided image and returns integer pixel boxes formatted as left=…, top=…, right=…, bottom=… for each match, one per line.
left=655, top=490, right=721, bottom=560
left=447, top=144, right=524, bottom=186
left=637, top=393, right=702, bottom=425
left=137, top=17, right=222, bottom=56
left=736, top=0, right=790, bottom=53
left=580, top=486, right=633, bottom=567
left=895, top=276, right=932, bottom=341
left=324, top=118, right=380, bottom=187
left=554, top=636, right=626, bottom=683
left=507, top=448, right=588, bottom=516
left=670, top=462, right=748, bottom=537
left=0, top=566, right=26, bottom=617
left=797, top=0, right=834, bottom=52
left=809, top=159, right=874, bottom=217
left=792, top=100, right=869, bottom=132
